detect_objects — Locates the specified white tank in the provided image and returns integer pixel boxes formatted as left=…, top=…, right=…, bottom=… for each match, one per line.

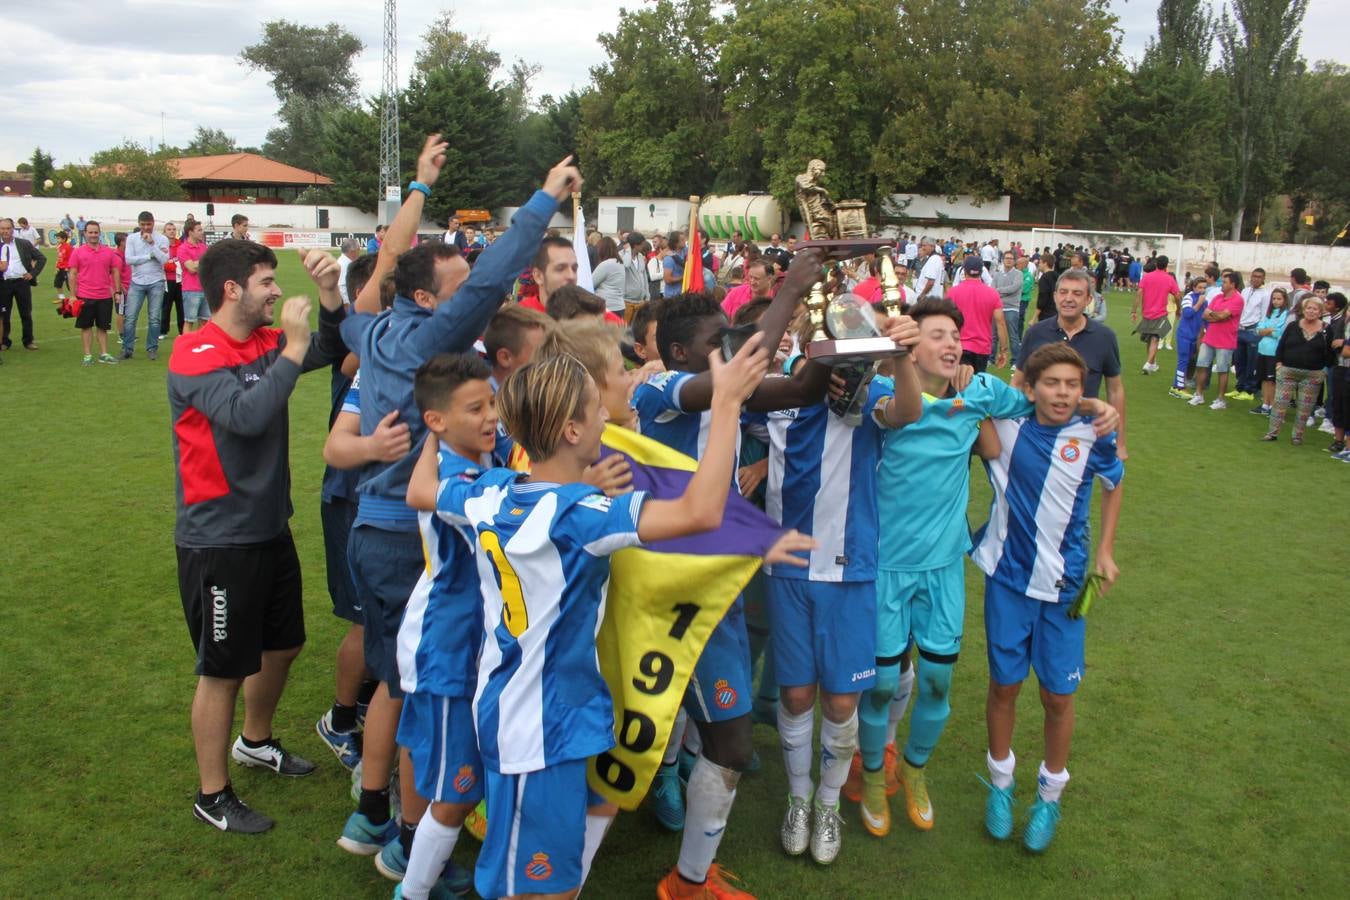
left=698, top=195, right=788, bottom=242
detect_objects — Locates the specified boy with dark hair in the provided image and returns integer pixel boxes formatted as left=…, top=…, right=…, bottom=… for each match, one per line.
left=972, top=343, right=1123, bottom=853
left=547, top=283, right=608, bottom=323
left=630, top=299, right=663, bottom=365
left=170, top=240, right=348, bottom=832
left=392, top=352, right=499, bottom=900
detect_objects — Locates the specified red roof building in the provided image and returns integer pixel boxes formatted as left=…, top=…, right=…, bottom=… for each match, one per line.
left=168, top=153, right=332, bottom=205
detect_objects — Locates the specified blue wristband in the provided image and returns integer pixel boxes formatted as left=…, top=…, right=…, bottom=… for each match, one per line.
left=408, top=181, right=431, bottom=198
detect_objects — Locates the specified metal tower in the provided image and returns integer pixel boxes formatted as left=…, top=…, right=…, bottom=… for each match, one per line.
left=378, top=0, right=400, bottom=223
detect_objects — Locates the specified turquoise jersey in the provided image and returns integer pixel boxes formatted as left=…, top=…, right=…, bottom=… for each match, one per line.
left=876, top=372, right=1032, bottom=571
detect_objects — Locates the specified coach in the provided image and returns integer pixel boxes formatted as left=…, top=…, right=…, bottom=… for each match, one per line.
left=1014, top=268, right=1129, bottom=458
left=0, top=217, right=47, bottom=351
left=169, top=240, right=347, bottom=834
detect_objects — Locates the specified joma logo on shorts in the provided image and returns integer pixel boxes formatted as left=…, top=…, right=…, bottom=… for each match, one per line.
left=851, top=668, right=877, bottom=683
left=210, top=586, right=228, bottom=641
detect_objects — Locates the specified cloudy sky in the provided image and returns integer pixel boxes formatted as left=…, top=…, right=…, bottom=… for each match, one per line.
left=10, top=0, right=1349, bottom=171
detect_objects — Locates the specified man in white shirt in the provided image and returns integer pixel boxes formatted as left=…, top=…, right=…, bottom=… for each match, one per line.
left=915, top=237, right=946, bottom=300
left=0, top=216, right=47, bottom=351
left=980, top=239, right=999, bottom=270
left=120, top=210, right=170, bottom=360
left=904, top=235, right=919, bottom=268
left=1233, top=267, right=1271, bottom=397
left=336, top=238, right=362, bottom=307
left=15, top=218, right=40, bottom=245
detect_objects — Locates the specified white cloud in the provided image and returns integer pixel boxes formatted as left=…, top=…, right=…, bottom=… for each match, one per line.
left=7, top=0, right=1348, bottom=170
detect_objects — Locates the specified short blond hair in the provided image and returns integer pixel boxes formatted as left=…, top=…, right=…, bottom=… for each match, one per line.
left=535, top=320, right=622, bottom=388
left=497, top=354, right=591, bottom=462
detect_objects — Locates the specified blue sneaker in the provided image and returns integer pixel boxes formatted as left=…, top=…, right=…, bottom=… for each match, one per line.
left=338, top=811, right=397, bottom=855
left=316, top=711, right=362, bottom=771
left=392, top=883, right=458, bottom=900
left=650, top=764, right=685, bottom=832
left=979, top=776, right=1015, bottom=840
left=375, top=838, right=407, bottom=880
left=1023, top=798, right=1061, bottom=853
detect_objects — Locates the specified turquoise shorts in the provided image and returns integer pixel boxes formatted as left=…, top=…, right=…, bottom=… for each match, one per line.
left=876, top=558, right=966, bottom=659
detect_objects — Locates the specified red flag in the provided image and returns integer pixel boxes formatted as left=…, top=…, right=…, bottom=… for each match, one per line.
left=682, top=227, right=705, bottom=293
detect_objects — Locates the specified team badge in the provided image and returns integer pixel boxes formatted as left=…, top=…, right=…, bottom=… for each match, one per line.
left=453, top=765, right=477, bottom=793
left=947, top=397, right=965, bottom=417
left=525, top=852, right=553, bottom=881
left=713, top=679, right=738, bottom=709
left=1059, top=439, right=1081, bottom=463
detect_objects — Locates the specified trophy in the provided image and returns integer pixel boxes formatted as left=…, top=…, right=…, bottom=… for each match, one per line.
left=803, top=283, right=907, bottom=366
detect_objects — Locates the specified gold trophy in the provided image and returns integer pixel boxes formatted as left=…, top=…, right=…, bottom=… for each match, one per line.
left=804, top=281, right=908, bottom=366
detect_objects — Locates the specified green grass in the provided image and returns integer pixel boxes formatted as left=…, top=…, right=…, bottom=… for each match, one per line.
left=3, top=259, right=1347, bottom=899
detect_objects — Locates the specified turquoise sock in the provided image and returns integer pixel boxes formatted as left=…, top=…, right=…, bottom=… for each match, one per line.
left=903, top=658, right=953, bottom=766
left=859, top=663, right=899, bottom=770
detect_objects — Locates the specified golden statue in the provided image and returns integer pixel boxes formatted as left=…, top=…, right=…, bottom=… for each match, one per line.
left=794, top=158, right=869, bottom=240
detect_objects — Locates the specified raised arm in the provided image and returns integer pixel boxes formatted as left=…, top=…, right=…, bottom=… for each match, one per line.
left=354, top=134, right=448, bottom=315
left=407, top=432, right=440, bottom=511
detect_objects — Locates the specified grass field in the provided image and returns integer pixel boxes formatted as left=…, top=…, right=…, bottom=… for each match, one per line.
left=3, top=254, right=1347, bottom=899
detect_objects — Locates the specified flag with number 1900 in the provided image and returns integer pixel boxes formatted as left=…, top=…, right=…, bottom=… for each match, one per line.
left=587, top=425, right=782, bottom=809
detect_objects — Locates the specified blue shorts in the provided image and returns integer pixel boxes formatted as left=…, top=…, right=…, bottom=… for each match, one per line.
left=397, top=693, right=484, bottom=805
left=876, top=559, right=966, bottom=659
left=475, top=760, right=600, bottom=899
left=348, top=524, right=423, bottom=699
left=320, top=497, right=361, bottom=624
left=685, top=598, right=752, bottom=722
left=983, top=577, right=1085, bottom=695
left=766, top=577, right=877, bottom=693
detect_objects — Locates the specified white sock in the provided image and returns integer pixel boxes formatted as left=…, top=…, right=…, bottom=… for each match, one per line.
left=682, top=719, right=703, bottom=758
left=987, top=749, right=1016, bottom=790
left=663, top=709, right=687, bottom=766
left=816, top=712, right=858, bottom=806
left=777, top=702, right=815, bottom=801
left=578, top=812, right=614, bottom=892
left=678, top=756, right=739, bottom=883
left=399, top=815, right=460, bottom=900
left=889, top=666, right=916, bottom=733
left=1038, top=760, right=1069, bottom=803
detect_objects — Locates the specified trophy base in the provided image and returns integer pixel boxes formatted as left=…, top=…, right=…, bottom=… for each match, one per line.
left=795, top=239, right=895, bottom=261
left=805, top=337, right=908, bottom=366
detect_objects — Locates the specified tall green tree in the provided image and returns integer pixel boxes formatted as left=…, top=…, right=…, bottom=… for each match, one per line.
left=240, top=21, right=363, bottom=103
left=414, top=10, right=500, bottom=74
left=580, top=0, right=726, bottom=197
left=873, top=0, right=1121, bottom=208
left=184, top=127, right=239, bottom=156
left=718, top=0, right=895, bottom=205
left=1102, top=0, right=1224, bottom=231
left=66, top=142, right=184, bottom=200
left=1282, top=62, right=1350, bottom=243
left=314, top=104, right=382, bottom=211
left=512, top=91, right=585, bottom=198
left=29, top=148, right=54, bottom=194
left=1217, top=0, right=1308, bottom=239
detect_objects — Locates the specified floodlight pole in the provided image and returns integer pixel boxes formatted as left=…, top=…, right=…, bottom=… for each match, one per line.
left=378, top=0, right=401, bottom=225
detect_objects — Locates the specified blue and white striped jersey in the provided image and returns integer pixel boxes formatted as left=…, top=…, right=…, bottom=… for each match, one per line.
left=763, top=378, right=891, bottom=581
left=635, top=370, right=742, bottom=463
left=436, top=469, right=649, bottom=773
left=971, top=416, right=1124, bottom=603
left=396, top=445, right=489, bottom=698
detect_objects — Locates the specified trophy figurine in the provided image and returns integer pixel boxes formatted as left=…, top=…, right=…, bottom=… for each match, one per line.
left=877, top=246, right=904, bottom=318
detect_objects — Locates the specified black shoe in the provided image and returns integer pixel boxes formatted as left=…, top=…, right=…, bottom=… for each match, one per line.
left=1329, top=440, right=1345, bottom=454
left=1249, top=405, right=1270, bottom=416
left=120, top=348, right=133, bottom=360
left=193, top=785, right=274, bottom=834
left=232, top=736, right=317, bottom=776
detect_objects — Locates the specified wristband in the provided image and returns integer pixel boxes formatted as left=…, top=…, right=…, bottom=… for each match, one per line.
left=408, top=181, right=431, bottom=198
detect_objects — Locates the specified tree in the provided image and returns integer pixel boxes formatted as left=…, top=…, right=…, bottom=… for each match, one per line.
left=262, top=96, right=333, bottom=174
left=580, top=0, right=726, bottom=197
left=240, top=20, right=363, bottom=104
left=66, top=142, right=184, bottom=201
left=1217, top=0, right=1309, bottom=239
left=314, top=104, right=382, bottom=211
left=1282, top=62, right=1350, bottom=243
left=15, top=162, right=32, bottom=174
left=1101, top=0, right=1225, bottom=231
left=512, top=91, right=585, bottom=198
left=718, top=0, right=896, bottom=205
left=414, top=10, right=500, bottom=74
left=29, top=148, right=54, bottom=194
left=184, top=127, right=239, bottom=157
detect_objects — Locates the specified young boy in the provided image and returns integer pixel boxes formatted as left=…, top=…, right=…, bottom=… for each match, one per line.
left=971, top=343, right=1123, bottom=853
left=856, top=299, right=1118, bottom=838
left=391, top=353, right=501, bottom=900
left=53, top=230, right=73, bottom=298
left=407, top=342, right=798, bottom=900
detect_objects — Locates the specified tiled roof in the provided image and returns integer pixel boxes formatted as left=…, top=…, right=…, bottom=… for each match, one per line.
left=169, top=153, right=332, bottom=186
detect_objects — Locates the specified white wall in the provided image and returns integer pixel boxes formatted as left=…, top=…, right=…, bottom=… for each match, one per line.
left=884, top=194, right=1012, bottom=222
left=0, top=195, right=438, bottom=235
left=596, top=197, right=692, bottom=237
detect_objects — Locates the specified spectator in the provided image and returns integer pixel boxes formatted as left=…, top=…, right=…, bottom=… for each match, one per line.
left=120, top=211, right=170, bottom=360
left=0, top=216, right=47, bottom=352
left=1132, top=254, right=1180, bottom=374
left=177, top=221, right=210, bottom=334
left=1248, top=287, right=1289, bottom=416
left=1322, top=293, right=1347, bottom=439
left=1230, top=267, right=1272, bottom=399
left=336, top=239, right=363, bottom=307
left=52, top=229, right=73, bottom=300
left=442, top=216, right=466, bottom=251
left=1017, top=253, right=1034, bottom=334
left=722, top=258, right=777, bottom=319
left=620, top=232, right=649, bottom=321
left=546, top=283, right=609, bottom=324
left=15, top=217, right=40, bottom=244
left=991, top=250, right=1023, bottom=363
left=662, top=231, right=687, bottom=298
left=763, top=233, right=791, bottom=273
left=1169, top=276, right=1211, bottom=398
left=60, top=212, right=75, bottom=233
left=1263, top=295, right=1335, bottom=445
left=590, top=236, right=626, bottom=315
left=113, top=232, right=130, bottom=339
left=1328, top=292, right=1350, bottom=458
left=160, top=221, right=184, bottom=340
left=230, top=214, right=250, bottom=241
left=367, top=224, right=387, bottom=255
left=1016, top=269, right=1128, bottom=458
left=69, top=220, right=122, bottom=364
left=1189, top=271, right=1246, bottom=410
left=948, top=255, right=1008, bottom=372
left=529, top=234, right=580, bottom=313
left=915, top=237, right=945, bottom=300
